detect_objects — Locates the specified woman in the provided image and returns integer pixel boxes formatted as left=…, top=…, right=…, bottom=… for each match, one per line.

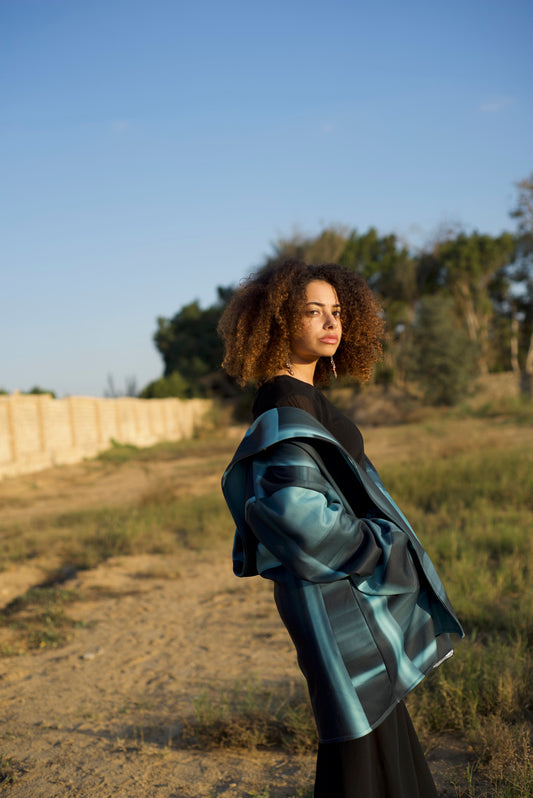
left=218, top=260, right=463, bottom=797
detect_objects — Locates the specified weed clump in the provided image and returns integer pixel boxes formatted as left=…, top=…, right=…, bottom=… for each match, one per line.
left=182, top=678, right=316, bottom=754
left=0, top=585, right=80, bottom=655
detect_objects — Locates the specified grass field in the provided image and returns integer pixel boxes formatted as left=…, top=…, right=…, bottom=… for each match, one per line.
left=383, top=443, right=533, bottom=797
left=0, top=394, right=532, bottom=797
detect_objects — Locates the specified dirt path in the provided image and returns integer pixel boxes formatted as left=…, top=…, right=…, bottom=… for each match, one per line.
left=0, top=549, right=470, bottom=798
left=1, top=416, right=517, bottom=796
left=1, top=549, right=318, bottom=798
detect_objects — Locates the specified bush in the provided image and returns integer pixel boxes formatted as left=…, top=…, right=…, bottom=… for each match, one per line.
left=139, top=370, right=190, bottom=398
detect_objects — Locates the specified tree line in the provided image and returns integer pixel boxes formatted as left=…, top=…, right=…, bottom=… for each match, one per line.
left=142, top=174, right=533, bottom=406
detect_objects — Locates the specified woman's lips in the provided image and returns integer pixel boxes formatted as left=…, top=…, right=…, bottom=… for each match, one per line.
left=320, top=336, right=338, bottom=344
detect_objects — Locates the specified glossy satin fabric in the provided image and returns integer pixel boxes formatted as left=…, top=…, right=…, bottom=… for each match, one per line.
left=222, top=406, right=463, bottom=742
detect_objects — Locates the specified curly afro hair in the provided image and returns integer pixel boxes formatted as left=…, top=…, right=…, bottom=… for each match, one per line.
left=218, top=259, right=384, bottom=386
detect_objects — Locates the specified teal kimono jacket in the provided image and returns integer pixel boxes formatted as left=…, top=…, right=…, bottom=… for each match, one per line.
left=222, top=406, right=463, bottom=742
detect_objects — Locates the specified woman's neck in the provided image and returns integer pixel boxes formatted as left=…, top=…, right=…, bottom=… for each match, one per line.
left=274, top=360, right=317, bottom=385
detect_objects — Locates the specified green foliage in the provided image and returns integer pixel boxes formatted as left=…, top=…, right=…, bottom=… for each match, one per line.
left=508, top=176, right=533, bottom=392
left=0, top=387, right=57, bottom=397
left=511, top=172, right=533, bottom=240
left=25, top=386, right=56, bottom=397
left=268, top=225, right=348, bottom=266
left=434, top=231, right=516, bottom=373
left=96, top=438, right=191, bottom=465
left=340, top=228, right=414, bottom=290
left=402, top=296, right=479, bottom=405
left=152, top=288, right=232, bottom=397
left=139, top=370, right=190, bottom=398
left=339, top=228, right=420, bottom=333
left=436, top=231, right=515, bottom=290
left=97, top=438, right=140, bottom=462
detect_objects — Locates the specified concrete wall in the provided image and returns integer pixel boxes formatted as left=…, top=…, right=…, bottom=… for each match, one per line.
left=0, top=394, right=212, bottom=479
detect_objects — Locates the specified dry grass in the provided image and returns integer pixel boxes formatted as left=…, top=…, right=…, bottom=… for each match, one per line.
left=181, top=678, right=316, bottom=754
left=0, top=584, right=84, bottom=655
left=0, top=387, right=532, bottom=796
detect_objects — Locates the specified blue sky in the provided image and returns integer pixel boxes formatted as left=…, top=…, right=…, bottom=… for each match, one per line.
left=2, top=0, right=532, bottom=397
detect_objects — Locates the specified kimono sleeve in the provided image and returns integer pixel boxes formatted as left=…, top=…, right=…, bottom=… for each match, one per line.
left=244, top=442, right=382, bottom=583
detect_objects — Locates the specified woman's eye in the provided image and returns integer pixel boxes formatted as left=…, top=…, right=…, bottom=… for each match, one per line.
left=305, top=308, right=341, bottom=318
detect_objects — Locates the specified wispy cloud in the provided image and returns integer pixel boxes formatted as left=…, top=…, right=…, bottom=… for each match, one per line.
left=110, top=119, right=131, bottom=134
left=479, top=96, right=515, bottom=113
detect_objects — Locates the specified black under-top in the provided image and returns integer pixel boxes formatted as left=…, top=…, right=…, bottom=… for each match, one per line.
left=252, top=376, right=365, bottom=469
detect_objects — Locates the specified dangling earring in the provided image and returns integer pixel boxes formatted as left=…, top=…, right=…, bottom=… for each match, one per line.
left=331, top=356, right=337, bottom=379
left=286, top=359, right=295, bottom=377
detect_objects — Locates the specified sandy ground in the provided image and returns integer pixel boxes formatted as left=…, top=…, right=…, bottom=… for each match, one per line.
left=1, top=548, right=317, bottom=798
left=2, top=411, right=527, bottom=797
left=0, top=547, right=472, bottom=798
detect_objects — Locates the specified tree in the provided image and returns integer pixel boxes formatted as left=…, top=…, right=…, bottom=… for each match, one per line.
left=511, top=173, right=533, bottom=241
left=150, top=286, right=233, bottom=397
left=339, top=228, right=419, bottom=327
left=338, top=228, right=422, bottom=384
left=403, top=296, right=479, bottom=405
left=268, top=226, right=348, bottom=266
left=509, top=173, right=533, bottom=395
left=432, top=231, right=515, bottom=374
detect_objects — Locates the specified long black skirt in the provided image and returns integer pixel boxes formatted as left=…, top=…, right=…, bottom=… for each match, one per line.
left=314, top=701, right=437, bottom=798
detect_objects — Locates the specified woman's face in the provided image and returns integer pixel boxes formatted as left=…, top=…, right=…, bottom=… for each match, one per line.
left=290, top=280, right=342, bottom=365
